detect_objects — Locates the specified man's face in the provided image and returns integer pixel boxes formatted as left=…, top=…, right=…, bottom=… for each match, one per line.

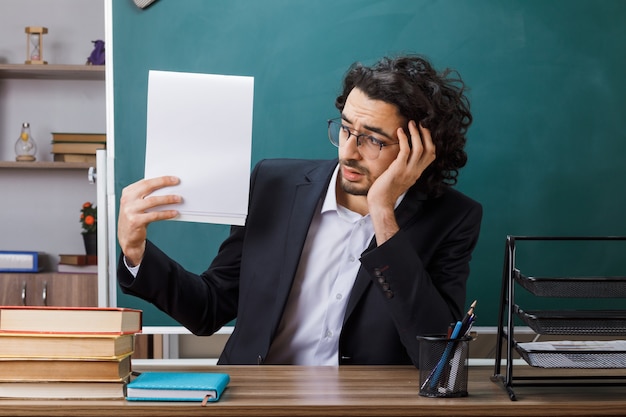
left=337, top=88, right=404, bottom=196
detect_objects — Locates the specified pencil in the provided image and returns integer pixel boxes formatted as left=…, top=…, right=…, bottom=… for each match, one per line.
left=459, top=300, right=477, bottom=336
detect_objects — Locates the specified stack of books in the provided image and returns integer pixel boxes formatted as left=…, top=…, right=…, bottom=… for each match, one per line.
left=51, top=132, right=106, bottom=164
left=57, top=253, right=98, bottom=274
left=0, top=306, right=142, bottom=399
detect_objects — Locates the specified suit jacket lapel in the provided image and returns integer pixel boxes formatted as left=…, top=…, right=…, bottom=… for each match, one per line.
left=275, top=160, right=337, bottom=305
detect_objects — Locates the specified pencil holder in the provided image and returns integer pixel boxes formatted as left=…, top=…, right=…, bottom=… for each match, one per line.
left=416, top=335, right=471, bottom=398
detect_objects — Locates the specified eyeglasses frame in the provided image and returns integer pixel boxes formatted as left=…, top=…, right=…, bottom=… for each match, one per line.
left=327, top=118, right=399, bottom=160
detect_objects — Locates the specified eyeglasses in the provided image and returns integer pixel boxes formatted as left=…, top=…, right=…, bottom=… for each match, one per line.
left=327, top=118, right=399, bottom=160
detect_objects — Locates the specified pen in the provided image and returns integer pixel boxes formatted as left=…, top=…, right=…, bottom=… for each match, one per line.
left=446, top=323, right=454, bottom=338
left=465, top=315, right=475, bottom=336
left=446, top=314, right=476, bottom=392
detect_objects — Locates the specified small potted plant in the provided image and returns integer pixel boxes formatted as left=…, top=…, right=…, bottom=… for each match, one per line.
left=80, top=202, right=97, bottom=255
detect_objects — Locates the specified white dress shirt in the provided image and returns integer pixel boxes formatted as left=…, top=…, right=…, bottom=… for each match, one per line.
left=264, top=165, right=375, bottom=365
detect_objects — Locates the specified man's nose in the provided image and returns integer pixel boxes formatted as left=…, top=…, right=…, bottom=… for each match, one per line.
left=340, top=134, right=362, bottom=160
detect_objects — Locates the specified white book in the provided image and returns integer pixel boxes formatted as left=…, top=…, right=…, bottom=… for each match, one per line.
left=57, top=263, right=98, bottom=274
left=519, top=340, right=626, bottom=352
left=144, top=70, right=254, bottom=226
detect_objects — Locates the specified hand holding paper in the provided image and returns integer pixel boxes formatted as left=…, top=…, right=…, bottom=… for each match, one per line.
left=117, top=175, right=182, bottom=266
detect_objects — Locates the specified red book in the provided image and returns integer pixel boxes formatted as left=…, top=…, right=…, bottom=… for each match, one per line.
left=58, top=254, right=98, bottom=266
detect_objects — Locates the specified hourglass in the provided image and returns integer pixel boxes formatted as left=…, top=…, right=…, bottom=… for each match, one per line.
left=25, top=26, right=48, bottom=65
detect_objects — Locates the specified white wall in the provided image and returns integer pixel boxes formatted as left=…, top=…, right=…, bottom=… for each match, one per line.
left=0, top=0, right=105, bottom=263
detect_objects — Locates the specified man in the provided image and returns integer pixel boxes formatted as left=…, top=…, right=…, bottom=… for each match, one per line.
left=117, top=55, right=482, bottom=366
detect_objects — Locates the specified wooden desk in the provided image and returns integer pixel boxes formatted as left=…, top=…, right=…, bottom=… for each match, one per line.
left=1, top=365, right=625, bottom=417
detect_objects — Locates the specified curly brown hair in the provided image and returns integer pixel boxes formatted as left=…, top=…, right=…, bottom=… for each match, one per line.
left=334, top=55, right=472, bottom=197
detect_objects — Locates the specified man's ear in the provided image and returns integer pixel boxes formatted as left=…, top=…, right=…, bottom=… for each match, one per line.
left=132, top=0, right=158, bottom=9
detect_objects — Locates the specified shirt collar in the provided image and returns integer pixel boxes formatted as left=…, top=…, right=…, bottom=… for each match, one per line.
left=321, top=165, right=341, bottom=214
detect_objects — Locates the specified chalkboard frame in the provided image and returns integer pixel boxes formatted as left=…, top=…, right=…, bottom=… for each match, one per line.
left=112, top=0, right=626, bottom=326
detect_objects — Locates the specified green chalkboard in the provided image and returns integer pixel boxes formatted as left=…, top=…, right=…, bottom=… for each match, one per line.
left=112, top=0, right=626, bottom=326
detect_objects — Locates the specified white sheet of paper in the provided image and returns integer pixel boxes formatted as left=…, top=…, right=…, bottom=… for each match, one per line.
left=144, top=70, right=254, bottom=226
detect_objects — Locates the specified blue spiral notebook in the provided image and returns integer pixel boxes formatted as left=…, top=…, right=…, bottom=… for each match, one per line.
left=125, top=372, right=230, bottom=403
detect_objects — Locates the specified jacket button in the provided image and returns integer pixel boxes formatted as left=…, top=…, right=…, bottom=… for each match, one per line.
left=385, top=290, right=394, bottom=299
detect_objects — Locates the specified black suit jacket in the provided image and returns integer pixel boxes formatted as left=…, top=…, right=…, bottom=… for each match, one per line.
left=118, top=158, right=482, bottom=366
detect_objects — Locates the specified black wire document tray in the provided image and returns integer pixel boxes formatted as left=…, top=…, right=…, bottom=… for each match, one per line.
left=493, top=236, right=626, bottom=400
left=516, top=340, right=626, bottom=369
left=513, top=270, right=626, bottom=298
left=516, top=308, right=626, bottom=335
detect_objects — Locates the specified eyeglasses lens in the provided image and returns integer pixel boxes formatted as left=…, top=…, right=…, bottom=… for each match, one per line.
left=327, top=120, right=380, bottom=160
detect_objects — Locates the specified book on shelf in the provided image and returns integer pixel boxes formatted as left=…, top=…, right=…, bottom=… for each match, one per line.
left=57, top=263, right=98, bottom=274
left=53, top=153, right=97, bottom=163
left=126, top=372, right=230, bottom=403
left=59, top=254, right=98, bottom=265
left=51, top=132, right=106, bottom=143
left=51, top=142, right=105, bottom=155
left=0, top=333, right=134, bottom=359
left=0, top=306, right=142, bottom=335
left=0, top=353, right=131, bottom=382
left=0, top=379, right=127, bottom=400
left=0, top=251, right=47, bottom=272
